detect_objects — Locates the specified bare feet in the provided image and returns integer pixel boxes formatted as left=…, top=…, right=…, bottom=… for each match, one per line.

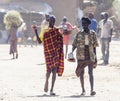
left=44, top=82, right=48, bottom=92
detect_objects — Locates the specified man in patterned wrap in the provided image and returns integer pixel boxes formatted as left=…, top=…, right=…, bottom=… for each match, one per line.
left=33, top=15, right=64, bottom=95
left=71, top=17, right=99, bottom=96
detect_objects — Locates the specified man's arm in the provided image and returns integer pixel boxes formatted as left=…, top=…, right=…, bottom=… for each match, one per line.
left=109, top=28, right=113, bottom=42
left=109, top=19, right=113, bottom=42
left=33, top=26, right=42, bottom=44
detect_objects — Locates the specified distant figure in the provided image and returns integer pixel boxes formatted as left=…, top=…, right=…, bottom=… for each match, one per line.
left=98, top=12, right=113, bottom=65
left=17, top=22, right=27, bottom=47
left=97, top=12, right=105, bottom=38
left=8, top=25, right=19, bottom=59
left=71, top=17, right=99, bottom=96
left=29, top=21, right=38, bottom=47
left=40, top=14, right=50, bottom=28
left=59, top=16, right=75, bottom=58
left=33, top=15, right=64, bottom=95
left=75, top=18, right=81, bottom=29
left=3, top=10, right=22, bottom=59
left=39, top=14, right=50, bottom=42
left=88, top=12, right=98, bottom=32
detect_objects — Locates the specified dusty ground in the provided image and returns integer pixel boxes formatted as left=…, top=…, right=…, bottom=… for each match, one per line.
left=0, top=38, right=120, bottom=101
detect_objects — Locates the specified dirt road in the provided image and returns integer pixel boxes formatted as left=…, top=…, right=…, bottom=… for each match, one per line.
left=0, top=39, right=120, bottom=101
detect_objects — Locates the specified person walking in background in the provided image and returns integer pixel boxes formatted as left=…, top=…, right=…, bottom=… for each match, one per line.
left=33, top=15, right=64, bottom=95
left=59, top=16, right=75, bottom=59
left=88, top=12, right=98, bottom=68
left=88, top=12, right=98, bottom=32
left=97, top=12, right=105, bottom=38
left=38, top=14, right=50, bottom=42
left=4, top=10, right=22, bottom=59
left=7, top=25, right=19, bottom=59
left=40, top=13, right=50, bottom=28
left=98, top=12, right=113, bottom=65
left=17, top=22, right=27, bottom=47
left=28, top=21, right=39, bottom=47
left=30, top=14, right=50, bottom=47
left=71, top=17, right=99, bottom=96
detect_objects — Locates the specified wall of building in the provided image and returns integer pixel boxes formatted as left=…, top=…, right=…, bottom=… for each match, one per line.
left=0, top=0, right=77, bottom=43
left=39, top=0, right=77, bottom=25
left=8, top=0, right=77, bottom=25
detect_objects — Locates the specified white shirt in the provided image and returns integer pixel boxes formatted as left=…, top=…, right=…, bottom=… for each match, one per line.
left=85, top=35, right=89, bottom=45
left=99, top=19, right=113, bottom=38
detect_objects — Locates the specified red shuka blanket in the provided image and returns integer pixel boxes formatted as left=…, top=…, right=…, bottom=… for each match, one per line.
left=43, top=28, right=64, bottom=76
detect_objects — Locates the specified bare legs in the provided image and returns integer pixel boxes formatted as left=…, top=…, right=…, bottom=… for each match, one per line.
left=79, top=64, right=96, bottom=96
left=65, top=45, right=68, bottom=59
left=44, top=71, right=50, bottom=92
left=44, top=67, right=57, bottom=95
left=50, top=69, right=56, bottom=93
left=10, top=40, right=18, bottom=59
left=79, top=70, right=86, bottom=95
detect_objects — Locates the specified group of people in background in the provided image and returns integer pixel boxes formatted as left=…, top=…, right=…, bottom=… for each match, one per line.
left=7, top=11, right=113, bottom=96
left=97, top=12, right=113, bottom=65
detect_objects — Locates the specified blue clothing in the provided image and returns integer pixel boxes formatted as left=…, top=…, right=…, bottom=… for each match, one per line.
left=17, top=31, right=21, bottom=38
left=89, top=18, right=97, bottom=32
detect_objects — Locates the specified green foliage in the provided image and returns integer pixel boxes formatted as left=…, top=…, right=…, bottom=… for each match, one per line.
left=3, top=10, right=23, bottom=29
left=113, top=0, right=120, bottom=14
left=113, top=0, right=120, bottom=7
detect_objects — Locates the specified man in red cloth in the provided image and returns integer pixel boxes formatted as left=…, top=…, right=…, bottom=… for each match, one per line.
left=33, top=15, right=64, bottom=95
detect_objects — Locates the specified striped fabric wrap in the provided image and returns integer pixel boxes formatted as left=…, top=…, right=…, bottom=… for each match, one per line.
left=43, top=28, right=64, bottom=76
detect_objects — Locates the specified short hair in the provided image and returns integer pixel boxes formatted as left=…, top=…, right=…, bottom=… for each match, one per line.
left=81, top=17, right=91, bottom=25
left=49, top=15, right=56, bottom=24
left=104, top=12, right=109, bottom=17
left=63, top=16, right=67, bottom=22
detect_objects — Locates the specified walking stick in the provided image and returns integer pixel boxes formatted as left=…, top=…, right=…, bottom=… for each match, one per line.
left=32, top=25, right=42, bottom=44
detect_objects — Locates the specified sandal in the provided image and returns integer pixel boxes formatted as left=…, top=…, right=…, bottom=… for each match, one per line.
left=50, top=92, right=56, bottom=96
left=90, top=91, right=96, bottom=96
left=80, top=92, right=86, bottom=96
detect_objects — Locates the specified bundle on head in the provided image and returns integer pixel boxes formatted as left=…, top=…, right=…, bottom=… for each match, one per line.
left=3, top=10, right=23, bottom=29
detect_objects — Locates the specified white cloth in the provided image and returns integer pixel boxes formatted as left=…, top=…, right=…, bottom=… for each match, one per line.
left=99, top=19, right=113, bottom=38
left=85, top=35, right=89, bottom=45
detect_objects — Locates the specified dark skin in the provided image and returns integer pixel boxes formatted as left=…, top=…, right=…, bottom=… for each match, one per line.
left=103, top=13, right=113, bottom=42
left=72, top=22, right=90, bottom=52
left=44, top=17, right=57, bottom=94
left=33, top=16, right=57, bottom=95
left=72, top=20, right=96, bottom=95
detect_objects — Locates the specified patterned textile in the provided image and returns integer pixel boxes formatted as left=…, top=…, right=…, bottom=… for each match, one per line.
left=43, top=28, right=64, bottom=76
left=72, top=30, right=99, bottom=62
left=75, top=46, right=93, bottom=77
left=76, top=59, right=93, bottom=77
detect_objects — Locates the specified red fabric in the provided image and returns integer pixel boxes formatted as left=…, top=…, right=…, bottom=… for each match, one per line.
left=43, top=28, right=64, bottom=76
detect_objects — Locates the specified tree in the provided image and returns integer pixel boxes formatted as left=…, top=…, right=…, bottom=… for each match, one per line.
left=93, top=0, right=115, bottom=11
